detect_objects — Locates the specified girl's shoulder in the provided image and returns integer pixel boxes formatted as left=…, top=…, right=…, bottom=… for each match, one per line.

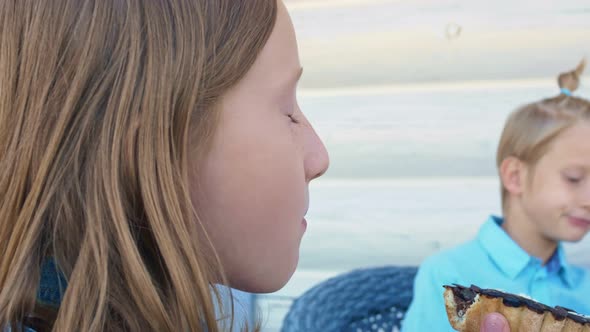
left=4, top=326, right=37, bottom=332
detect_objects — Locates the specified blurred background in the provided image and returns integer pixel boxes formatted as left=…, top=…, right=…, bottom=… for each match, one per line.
left=244, top=0, right=590, bottom=330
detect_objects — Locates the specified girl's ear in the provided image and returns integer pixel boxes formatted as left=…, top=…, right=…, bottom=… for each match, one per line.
left=499, top=156, right=527, bottom=196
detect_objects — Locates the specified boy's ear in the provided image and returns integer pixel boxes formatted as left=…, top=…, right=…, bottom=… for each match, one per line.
left=499, top=156, right=526, bottom=195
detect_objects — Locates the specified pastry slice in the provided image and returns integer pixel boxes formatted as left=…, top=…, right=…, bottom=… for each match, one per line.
left=443, top=284, right=590, bottom=332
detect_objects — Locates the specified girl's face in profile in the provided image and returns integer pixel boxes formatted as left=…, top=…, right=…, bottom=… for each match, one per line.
left=189, top=1, right=329, bottom=293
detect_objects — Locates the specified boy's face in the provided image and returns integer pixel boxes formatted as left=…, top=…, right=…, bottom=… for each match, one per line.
left=521, top=121, right=590, bottom=243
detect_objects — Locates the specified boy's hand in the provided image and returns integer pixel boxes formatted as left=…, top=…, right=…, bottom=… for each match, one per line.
left=481, top=313, right=510, bottom=332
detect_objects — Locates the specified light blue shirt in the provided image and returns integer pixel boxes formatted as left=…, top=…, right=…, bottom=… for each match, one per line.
left=401, top=215, right=590, bottom=332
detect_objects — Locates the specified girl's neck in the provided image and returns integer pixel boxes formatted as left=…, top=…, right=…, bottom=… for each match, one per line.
left=501, top=204, right=558, bottom=264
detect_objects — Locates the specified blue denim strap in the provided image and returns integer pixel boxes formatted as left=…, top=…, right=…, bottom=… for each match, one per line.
left=37, top=259, right=66, bottom=308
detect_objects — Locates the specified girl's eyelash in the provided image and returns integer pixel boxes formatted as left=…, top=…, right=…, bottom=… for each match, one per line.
left=288, top=114, right=299, bottom=124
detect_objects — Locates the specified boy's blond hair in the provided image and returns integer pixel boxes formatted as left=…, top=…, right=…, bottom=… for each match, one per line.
left=497, top=59, right=590, bottom=206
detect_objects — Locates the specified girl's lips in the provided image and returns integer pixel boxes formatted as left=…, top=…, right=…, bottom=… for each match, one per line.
left=568, top=216, right=590, bottom=229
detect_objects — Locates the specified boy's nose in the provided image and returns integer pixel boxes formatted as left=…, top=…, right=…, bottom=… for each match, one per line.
left=581, top=185, right=590, bottom=211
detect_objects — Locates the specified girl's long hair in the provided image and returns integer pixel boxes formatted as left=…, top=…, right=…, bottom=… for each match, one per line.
left=0, top=0, right=277, bottom=330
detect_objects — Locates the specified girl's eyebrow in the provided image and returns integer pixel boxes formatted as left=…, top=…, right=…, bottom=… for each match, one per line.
left=283, top=67, right=303, bottom=89
left=276, top=67, right=303, bottom=98
left=295, top=67, right=303, bottom=83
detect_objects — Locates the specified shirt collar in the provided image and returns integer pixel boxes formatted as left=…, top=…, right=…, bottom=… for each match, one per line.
left=476, top=215, right=574, bottom=287
left=477, top=215, right=530, bottom=279
left=554, top=243, right=575, bottom=287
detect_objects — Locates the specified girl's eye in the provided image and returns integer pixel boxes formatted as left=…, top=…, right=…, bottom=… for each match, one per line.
left=288, top=114, right=299, bottom=124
